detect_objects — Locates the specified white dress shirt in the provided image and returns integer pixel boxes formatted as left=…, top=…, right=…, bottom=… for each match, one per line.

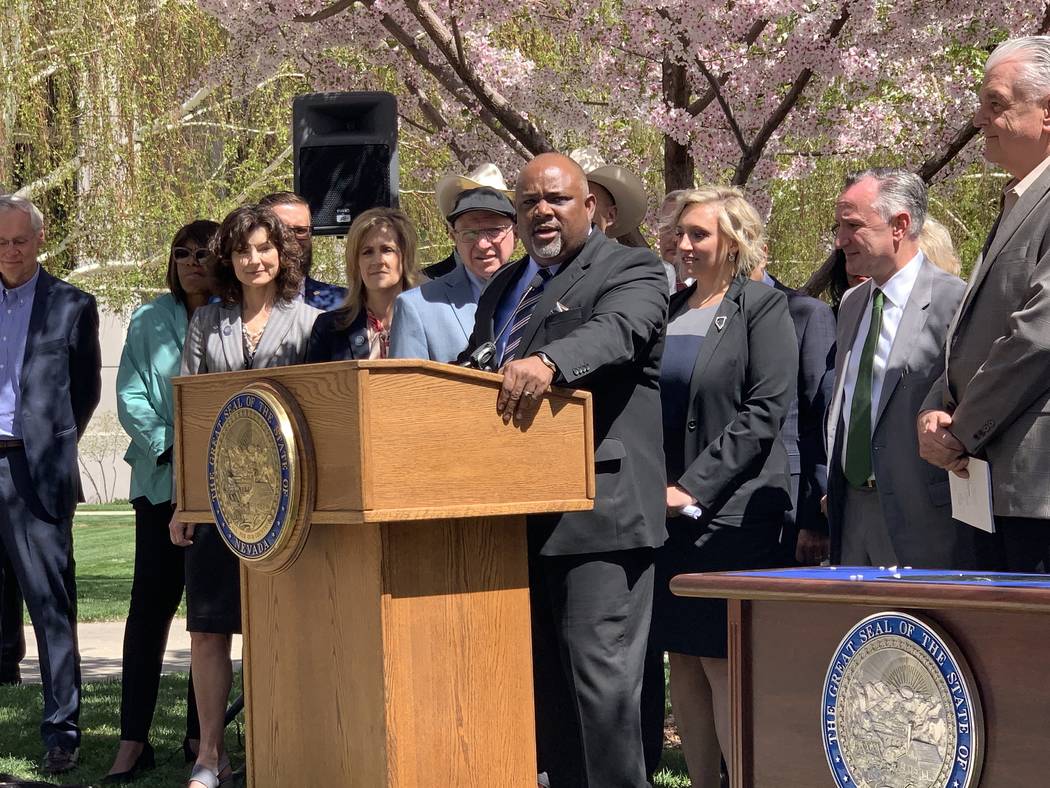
left=840, top=252, right=923, bottom=470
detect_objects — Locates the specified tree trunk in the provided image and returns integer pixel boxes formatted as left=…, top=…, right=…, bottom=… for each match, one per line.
left=662, top=57, right=694, bottom=194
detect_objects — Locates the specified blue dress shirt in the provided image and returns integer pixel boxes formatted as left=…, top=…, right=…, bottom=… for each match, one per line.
left=0, top=265, right=39, bottom=438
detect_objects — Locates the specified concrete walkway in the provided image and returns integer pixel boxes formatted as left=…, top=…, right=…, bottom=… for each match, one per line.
left=20, top=620, right=242, bottom=684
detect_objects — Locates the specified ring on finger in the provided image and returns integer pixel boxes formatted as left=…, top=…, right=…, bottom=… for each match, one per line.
left=523, top=390, right=534, bottom=398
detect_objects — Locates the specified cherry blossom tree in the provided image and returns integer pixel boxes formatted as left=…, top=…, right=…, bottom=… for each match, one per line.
left=197, top=0, right=1050, bottom=199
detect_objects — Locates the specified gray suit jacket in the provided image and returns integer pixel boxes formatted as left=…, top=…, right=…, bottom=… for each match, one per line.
left=181, top=299, right=321, bottom=375
left=827, top=258, right=974, bottom=568
left=389, top=262, right=480, bottom=363
left=924, top=162, right=1050, bottom=518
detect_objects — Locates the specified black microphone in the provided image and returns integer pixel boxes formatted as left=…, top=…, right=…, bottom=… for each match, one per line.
left=462, top=273, right=546, bottom=371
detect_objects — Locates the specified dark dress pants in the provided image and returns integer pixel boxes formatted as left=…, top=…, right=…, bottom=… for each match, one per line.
left=639, top=629, right=665, bottom=780
left=119, top=497, right=199, bottom=742
left=530, top=547, right=655, bottom=788
left=0, top=548, right=26, bottom=682
left=0, top=446, right=80, bottom=750
left=994, top=516, right=1050, bottom=573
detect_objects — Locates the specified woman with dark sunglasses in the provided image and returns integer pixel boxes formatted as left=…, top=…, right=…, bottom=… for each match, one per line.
left=103, top=220, right=219, bottom=783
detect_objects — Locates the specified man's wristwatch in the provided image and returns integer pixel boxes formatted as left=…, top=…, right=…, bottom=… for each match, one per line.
left=533, top=352, right=558, bottom=375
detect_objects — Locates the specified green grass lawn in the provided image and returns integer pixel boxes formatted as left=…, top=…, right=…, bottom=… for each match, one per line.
left=76, top=502, right=132, bottom=513
left=0, top=673, right=244, bottom=786
left=72, top=524, right=186, bottom=622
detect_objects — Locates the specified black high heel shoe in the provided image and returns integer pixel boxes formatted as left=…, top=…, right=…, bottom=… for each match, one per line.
left=101, top=741, right=156, bottom=784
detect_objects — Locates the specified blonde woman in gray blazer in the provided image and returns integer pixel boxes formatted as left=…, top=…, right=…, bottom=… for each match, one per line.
left=172, top=205, right=319, bottom=788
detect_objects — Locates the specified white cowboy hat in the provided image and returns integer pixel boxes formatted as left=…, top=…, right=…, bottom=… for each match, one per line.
left=435, top=163, right=514, bottom=220
left=570, top=147, right=648, bottom=237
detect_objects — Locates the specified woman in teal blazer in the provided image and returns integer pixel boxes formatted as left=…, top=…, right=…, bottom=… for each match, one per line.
left=104, top=220, right=218, bottom=783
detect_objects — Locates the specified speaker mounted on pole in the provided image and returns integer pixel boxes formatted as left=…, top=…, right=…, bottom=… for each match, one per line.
left=292, top=91, right=399, bottom=236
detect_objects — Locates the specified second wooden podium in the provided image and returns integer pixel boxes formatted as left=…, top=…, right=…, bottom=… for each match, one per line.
left=172, top=360, right=594, bottom=787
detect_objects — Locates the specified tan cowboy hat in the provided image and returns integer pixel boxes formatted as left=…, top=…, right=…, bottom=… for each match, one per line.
left=570, top=147, right=648, bottom=237
left=435, top=163, right=514, bottom=220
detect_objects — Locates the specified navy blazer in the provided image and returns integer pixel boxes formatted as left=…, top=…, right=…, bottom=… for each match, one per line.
left=305, top=307, right=371, bottom=362
left=18, top=268, right=102, bottom=520
left=668, top=276, right=797, bottom=527
left=463, top=231, right=669, bottom=556
left=770, top=276, right=836, bottom=535
left=303, top=276, right=348, bottom=312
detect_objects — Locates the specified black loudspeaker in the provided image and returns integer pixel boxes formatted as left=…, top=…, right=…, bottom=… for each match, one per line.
left=292, top=91, right=399, bottom=236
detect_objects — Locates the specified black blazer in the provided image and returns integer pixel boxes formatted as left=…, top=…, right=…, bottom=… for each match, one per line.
left=669, top=276, right=797, bottom=527
left=425, top=251, right=457, bottom=281
left=304, top=307, right=371, bottom=362
left=771, top=276, right=836, bottom=535
left=464, top=231, right=669, bottom=556
left=18, top=268, right=102, bottom=520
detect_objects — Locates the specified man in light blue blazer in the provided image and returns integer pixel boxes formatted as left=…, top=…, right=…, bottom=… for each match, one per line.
left=390, top=187, right=522, bottom=362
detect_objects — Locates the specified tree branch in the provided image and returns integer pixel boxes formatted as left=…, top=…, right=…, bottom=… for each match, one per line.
left=732, top=3, right=850, bottom=185
left=405, top=77, right=471, bottom=166
left=293, top=0, right=356, bottom=23
left=230, top=145, right=293, bottom=205
left=915, top=122, right=979, bottom=183
left=348, top=1, right=532, bottom=160
left=401, top=0, right=554, bottom=155
left=686, top=18, right=768, bottom=116
left=450, top=15, right=467, bottom=70
left=693, top=55, right=748, bottom=154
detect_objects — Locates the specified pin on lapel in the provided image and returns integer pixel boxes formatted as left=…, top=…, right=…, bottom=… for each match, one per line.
left=714, top=316, right=727, bottom=331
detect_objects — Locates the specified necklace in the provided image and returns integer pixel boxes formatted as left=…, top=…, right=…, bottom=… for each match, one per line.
left=691, top=285, right=728, bottom=309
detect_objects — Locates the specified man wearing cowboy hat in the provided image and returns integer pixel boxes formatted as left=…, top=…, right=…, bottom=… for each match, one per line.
left=390, top=186, right=523, bottom=362
left=425, top=163, right=516, bottom=280
left=572, top=148, right=676, bottom=294
left=569, top=147, right=648, bottom=239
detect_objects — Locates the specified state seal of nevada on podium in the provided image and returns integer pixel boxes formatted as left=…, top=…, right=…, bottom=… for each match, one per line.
left=822, top=611, right=984, bottom=788
left=207, top=379, right=315, bottom=574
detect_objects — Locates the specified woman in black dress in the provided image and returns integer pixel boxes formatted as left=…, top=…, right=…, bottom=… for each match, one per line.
left=653, top=187, right=798, bottom=788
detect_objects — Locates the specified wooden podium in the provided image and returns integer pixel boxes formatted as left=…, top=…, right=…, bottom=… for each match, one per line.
left=671, top=566, right=1050, bottom=788
left=172, top=360, right=594, bottom=787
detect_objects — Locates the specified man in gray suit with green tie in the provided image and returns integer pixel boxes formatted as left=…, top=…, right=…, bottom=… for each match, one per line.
left=826, top=169, right=974, bottom=568
left=920, top=36, right=1050, bottom=571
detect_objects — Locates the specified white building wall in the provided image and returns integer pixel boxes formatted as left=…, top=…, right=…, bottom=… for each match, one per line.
left=78, top=306, right=133, bottom=503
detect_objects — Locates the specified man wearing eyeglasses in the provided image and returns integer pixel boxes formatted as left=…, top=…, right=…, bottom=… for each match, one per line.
left=390, top=187, right=522, bottom=362
left=0, top=194, right=101, bottom=774
left=258, top=191, right=348, bottom=311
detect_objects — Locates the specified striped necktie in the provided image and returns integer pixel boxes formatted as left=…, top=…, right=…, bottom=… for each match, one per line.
left=501, top=267, right=555, bottom=365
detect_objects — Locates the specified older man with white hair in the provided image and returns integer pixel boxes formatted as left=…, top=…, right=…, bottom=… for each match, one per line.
left=0, top=194, right=101, bottom=773
left=424, top=163, right=515, bottom=280
left=919, top=35, right=1050, bottom=572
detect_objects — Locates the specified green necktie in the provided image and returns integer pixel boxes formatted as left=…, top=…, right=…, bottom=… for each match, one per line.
left=844, top=288, right=884, bottom=488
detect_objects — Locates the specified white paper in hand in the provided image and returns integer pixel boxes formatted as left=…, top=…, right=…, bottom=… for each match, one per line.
left=949, top=458, right=995, bottom=533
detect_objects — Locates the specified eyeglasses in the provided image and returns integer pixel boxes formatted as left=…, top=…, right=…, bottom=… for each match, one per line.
left=173, top=247, right=214, bottom=264
left=287, top=226, right=311, bottom=240
left=453, top=225, right=514, bottom=244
